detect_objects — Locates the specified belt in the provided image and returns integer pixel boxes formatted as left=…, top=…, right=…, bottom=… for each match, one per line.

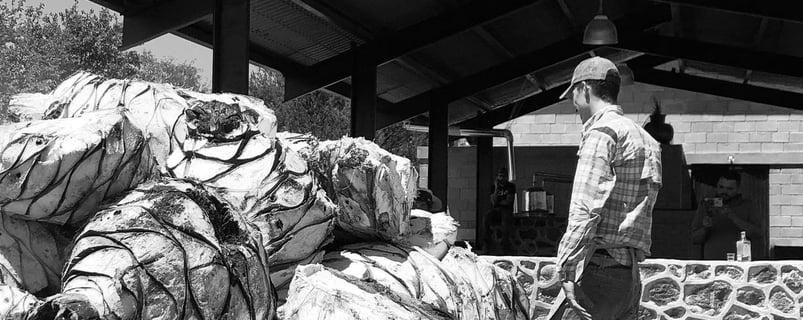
left=589, top=248, right=632, bottom=269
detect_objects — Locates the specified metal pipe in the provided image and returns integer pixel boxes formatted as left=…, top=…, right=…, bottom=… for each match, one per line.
left=403, top=124, right=516, bottom=181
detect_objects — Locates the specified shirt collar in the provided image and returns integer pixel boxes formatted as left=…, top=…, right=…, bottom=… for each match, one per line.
left=582, top=105, right=624, bottom=134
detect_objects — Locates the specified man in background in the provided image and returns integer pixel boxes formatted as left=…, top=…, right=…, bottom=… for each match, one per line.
left=486, top=167, right=516, bottom=253
left=691, top=171, right=761, bottom=259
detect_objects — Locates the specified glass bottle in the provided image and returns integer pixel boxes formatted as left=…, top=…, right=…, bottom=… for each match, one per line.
left=736, top=231, right=751, bottom=262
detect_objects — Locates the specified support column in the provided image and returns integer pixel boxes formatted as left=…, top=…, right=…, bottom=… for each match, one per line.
left=212, top=0, right=249, bottom=94
left=475, top=136, right=493, bottom=250
left=428, top=94, right=448, bottom=207
left=350, top=47, right=377, bottom=140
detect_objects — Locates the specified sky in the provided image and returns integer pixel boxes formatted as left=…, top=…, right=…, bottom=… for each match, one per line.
left=27, top=0, right=214, bottom=86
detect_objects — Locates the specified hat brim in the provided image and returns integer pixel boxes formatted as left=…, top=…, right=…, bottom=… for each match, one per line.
left=559, top=83, right=574, bottom=100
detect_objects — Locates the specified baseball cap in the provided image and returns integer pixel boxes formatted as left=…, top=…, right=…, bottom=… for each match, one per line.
left=559, top=56, right=620, bottom=99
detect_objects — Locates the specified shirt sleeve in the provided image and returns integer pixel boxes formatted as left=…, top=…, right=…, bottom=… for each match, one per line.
left=556, top=128, right=617, bottom=281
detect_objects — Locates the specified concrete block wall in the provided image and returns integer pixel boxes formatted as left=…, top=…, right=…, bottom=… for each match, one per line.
left=432, top=83, right=803, bottom=254
left=770, top=168, right=803, bottom=248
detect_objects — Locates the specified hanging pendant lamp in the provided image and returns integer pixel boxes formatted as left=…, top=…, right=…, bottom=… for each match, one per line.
left=583, top=0, right=618, bottom=45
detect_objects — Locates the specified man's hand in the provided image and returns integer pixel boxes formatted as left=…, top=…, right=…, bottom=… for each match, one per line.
left=561, top=280, right=593, bottom=320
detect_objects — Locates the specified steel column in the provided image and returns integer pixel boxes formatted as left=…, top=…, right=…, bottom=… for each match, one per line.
left=350, top=47, right=377, bottom=140
left=428, top=95, right=449, bottom=206
left=212, top=0, right=249, bottom=94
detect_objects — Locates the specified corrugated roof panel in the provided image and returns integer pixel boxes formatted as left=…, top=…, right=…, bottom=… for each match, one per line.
left=250, top=0, right=363, bottom=65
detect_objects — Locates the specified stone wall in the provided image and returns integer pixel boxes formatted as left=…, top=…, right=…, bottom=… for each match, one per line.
left=482, top=256, right=803, bottom=320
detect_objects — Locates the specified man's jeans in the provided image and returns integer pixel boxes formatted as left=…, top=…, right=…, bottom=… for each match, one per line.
left=556, top=252, right=642, bottom=320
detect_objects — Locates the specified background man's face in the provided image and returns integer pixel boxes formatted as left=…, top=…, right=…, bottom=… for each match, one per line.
left=716, top=177, right=740, bottom=201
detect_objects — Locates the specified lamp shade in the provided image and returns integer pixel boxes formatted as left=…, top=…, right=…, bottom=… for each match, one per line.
left=583, top=15, right=618, bottom=45
left=617, top=63, right=634, bottom=86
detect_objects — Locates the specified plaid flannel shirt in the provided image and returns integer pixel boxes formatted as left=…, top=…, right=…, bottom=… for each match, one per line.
left=556, top=105, right=663, bottom=282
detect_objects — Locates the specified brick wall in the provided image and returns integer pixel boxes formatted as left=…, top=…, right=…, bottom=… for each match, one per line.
left=769, top=168, right=803, bottom=247
left=432, top=83, right=803, bottom=256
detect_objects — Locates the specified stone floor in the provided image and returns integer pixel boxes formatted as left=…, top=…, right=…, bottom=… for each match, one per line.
left=481, top=256, right=803, bottom=320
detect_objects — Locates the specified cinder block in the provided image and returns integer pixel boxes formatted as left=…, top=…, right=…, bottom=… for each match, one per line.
left=782, top=205, right=803, bottom=216
left=531, top=113, right=556, bottom=123
left=734, top=122, right=756, bottom=132
left=790, top=174, right=803, bottom=184
left=529, top=124, right=551, bottom=134
left=789, top=113, right=803, bottom=120
left=716, top=143, right=739, bottom=153
left=756, top=122, right=779, bottom=132
left=770, top=173, right=791, bottom=184
left=560, top=133, right=580, bottom=145
left=783, top=185, right=803, bottom=195
left=783, top=143, right=803, bottom=152
left=777, top=227, right=803, bottom=237
left=549, top=124, right=568, bottom=134
left=749, top=132, right=773, bottom=142
left=739, top=143, right=762, bottom=152
left=712, top=122, right=734, bottom=132
left=706, top=132, right=729, bottom=143
left=672, top=122, right=691, bottom=133
left=767, top=114, right=791, bottom=121
left=722, top=114, right=746, bottom=122
left=771, top=132, right=790, bottom=142
left=745, top=114, right=768, bottom=121
left=762, top=143, right=785, bottom=152
left=770, top=216, right=792, bottom=226
left=540, top=134, right=562, bottom=145
left=791, top=216, right=803, bottom=226
left=556, top=114, right=579, bottom=124
left=685, top=133, right=707, bottom=143
left=778, top=121, right=800, bottom=132
left=790, top=132, right=803, bottom=143
left=691, top=122, right=713, bottom=132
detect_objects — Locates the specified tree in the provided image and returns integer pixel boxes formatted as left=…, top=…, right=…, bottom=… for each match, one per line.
left=135, top=51, right=205, bottom=91
left=0, top=1, right=204, bottom=123
left=249, top=68, right=426, bottom=163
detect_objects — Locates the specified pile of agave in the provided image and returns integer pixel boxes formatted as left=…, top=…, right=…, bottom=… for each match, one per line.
left=0, top=72, right=529, bottom=319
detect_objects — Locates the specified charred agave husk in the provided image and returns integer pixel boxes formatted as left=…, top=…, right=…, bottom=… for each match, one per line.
left=167, top=101, right=337, bottom=299
left=0, top=108, right=158, bottom=226
left=27, top=179, right=275, bottom=320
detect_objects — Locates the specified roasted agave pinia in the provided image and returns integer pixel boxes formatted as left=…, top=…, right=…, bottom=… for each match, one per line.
left=313, top=137, right=418, bottom=242
left=10, top=71, right=190, bottom=171
left=312, top=242, right=483, bottom=319
left=0, top=109, right=158, bottom=226
left=440, top=248, right=530, bottom=320
left=166, top=101, right=337, bottom=297
left=278, top=264, right=451, bottom=320
left=28, top=179, right=275, bottom=320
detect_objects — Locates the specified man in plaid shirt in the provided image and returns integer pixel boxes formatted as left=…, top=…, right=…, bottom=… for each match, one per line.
left=552, top=57, right=663, bottom=320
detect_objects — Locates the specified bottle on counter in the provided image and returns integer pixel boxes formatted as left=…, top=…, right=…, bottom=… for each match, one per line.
left=736, top=231, right=751, bottom=262
left=523, top=174, right=547, bottom=215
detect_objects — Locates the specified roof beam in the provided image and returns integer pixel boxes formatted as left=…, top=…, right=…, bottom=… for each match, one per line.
left=121, top=0, right=214, bottom=50
left=616, top=34, right=803, bottom=80
left=632, top=63, right=803, bottom=112
left=650, top=0, right=803, bottom=24
left=457, top=55, right=672, bottom=128
left=377, top=5, right=672, bottom=128
left=284, top=0, right=544, bottom=101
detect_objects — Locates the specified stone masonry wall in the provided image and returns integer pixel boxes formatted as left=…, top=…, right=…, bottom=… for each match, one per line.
left=483, top=256, right=803, bottom=320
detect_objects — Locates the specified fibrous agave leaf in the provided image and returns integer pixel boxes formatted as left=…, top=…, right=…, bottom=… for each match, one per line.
left=0, top=109, right=158, bottom=226
left=278, top=264, right=453, bottom=320
left=399, top=209, right=459, bottom=260
left=26, top=179, right=275, bottom=320
left=441, top=247, right=530, bottom=320
left=0, top=214, right=70, bottom=297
